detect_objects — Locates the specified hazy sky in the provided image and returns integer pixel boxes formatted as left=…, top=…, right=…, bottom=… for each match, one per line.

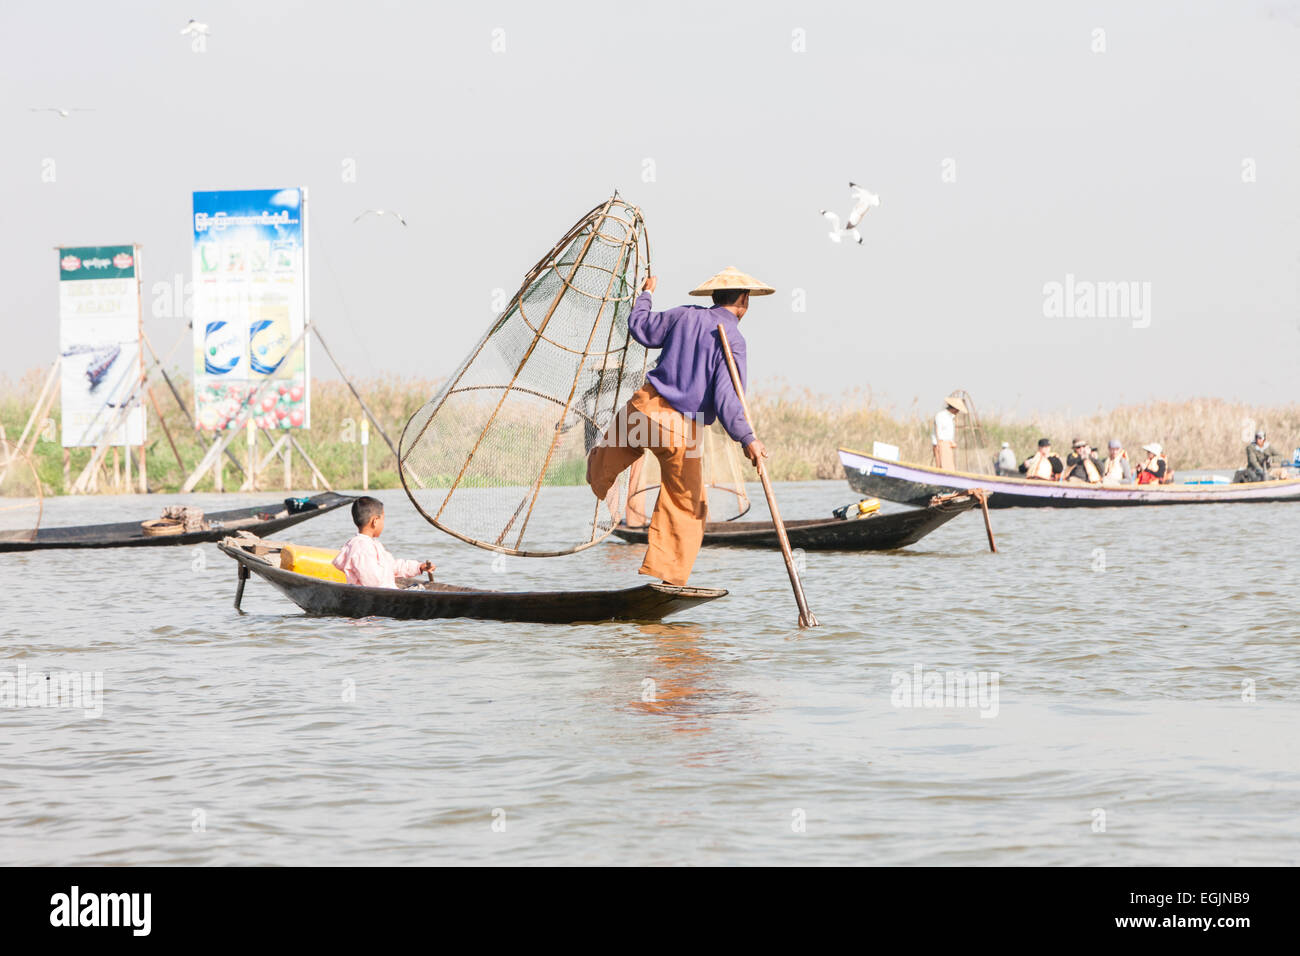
left=2, top=0, right=1296, bottom=417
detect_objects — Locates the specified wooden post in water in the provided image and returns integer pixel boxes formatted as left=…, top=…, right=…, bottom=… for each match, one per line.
left=716, top=323, right=819, bottom=629
left=360, top=418, right=369, bottom=491
left=246, top=420, right=257, bottom=492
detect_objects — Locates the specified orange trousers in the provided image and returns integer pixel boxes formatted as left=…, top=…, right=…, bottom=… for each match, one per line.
left=586, top=384, right=705, bottom=586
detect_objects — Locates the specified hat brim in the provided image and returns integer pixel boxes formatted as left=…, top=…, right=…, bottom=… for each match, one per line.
left=688, top=287, right=775, bottom=297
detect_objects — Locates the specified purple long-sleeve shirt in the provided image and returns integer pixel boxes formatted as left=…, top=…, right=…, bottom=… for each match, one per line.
left=627, top=293, right=755, bottom=446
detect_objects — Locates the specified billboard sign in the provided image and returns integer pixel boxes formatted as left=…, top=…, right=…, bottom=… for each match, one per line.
left=58, top=244, right=146, bottom=448
left=191, top=188, right=309, bottom=432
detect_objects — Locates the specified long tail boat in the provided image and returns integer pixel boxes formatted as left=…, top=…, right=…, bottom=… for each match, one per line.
left=219, top=534, right=727, bottom=623
left=838, top=447, right=1300, bottom=508
left=611, top=493, right=976, bottom=550
left=0, top=492, right=352, bottom=552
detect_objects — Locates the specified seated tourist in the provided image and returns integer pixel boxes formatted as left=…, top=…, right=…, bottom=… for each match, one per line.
left=332, top=496, right=434, bottom=588
left=1020, top=438, right=1062, bottom=480
left=1063, top=438, right=1103, bottom=484
left=1233, top=430, right=1287, bottom=483
left=1135, top=443, right=1168, bottom=485
left=1101, top=439, right=1131, bottom=486
left=995, top=441, right=1018, bottom=476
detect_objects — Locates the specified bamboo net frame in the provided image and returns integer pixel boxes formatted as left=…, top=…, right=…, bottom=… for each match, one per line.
left=399, top=195, right=651, bottom=556
left=0, top=440, right=43, bottom=542
left=951, top=388, right=995, bottom=475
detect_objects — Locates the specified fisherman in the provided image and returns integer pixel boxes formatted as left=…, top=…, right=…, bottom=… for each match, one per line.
left=931, top=395, right=965, bottom=471
left=1019, top=438, right=1061, bottom=480
left=1101, top=438, right=1131, bottom=486
left=1135, top=443, right=1168, bottom=485
left=995, top=441, right=1018, bottom=476
left=1233, top=430, right=1286, bottom=483
left=586, top=266, right=772, bottom=586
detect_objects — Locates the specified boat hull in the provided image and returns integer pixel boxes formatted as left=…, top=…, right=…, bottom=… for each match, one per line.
left=838, top=448, right=1300, bottom=508
left=0, top=492, right=353, bottom=552
left=611, top=494, right=975, bottom=550
left=219, top=538, right=726, bottom=623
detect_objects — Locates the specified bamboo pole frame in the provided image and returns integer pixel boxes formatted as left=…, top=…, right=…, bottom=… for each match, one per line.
left=398, top=195, right=650, bottom=557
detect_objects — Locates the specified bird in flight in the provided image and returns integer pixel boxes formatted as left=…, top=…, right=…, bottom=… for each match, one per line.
left=353, top=209, right=408, bottom=226
left=29, top=107, right=94, bottom=118
left=180, top=19, right=210, bottom=37
left=820, top=182, right=880, bottom=244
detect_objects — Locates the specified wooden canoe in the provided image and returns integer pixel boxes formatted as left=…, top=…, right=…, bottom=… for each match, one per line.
left=610, top=493, right=977, bottom=550
left=839, top=447, right=1300, bottom=508
left=0, top=492, right=353, bottom=552
left=218, top=534, right=727, bottom=623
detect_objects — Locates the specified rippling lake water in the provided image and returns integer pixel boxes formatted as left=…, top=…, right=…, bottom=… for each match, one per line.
left=2, top=481, right=1297, bottom=865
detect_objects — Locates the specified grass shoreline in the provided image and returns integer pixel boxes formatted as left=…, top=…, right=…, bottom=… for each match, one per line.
left=3, top=369, right=1296, bottom=494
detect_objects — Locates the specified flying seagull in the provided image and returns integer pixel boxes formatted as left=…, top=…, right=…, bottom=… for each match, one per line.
left=820, top=182, right=880, bottom=244
left=180, top=19, right=210, bottom=37
left=29, top=107, right=94, bottom=118
left=353, top=209, right=408, bottom=226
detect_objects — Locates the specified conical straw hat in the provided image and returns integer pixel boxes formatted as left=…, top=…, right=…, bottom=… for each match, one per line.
left=688, top=266, right=775, bottom=297
left=945, top=395, right=967, bottom=414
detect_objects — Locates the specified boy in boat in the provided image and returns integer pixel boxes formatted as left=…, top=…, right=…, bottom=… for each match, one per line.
left=332, top=496, right=435, bottom=588
left=586, top=266, right=772, bottom=586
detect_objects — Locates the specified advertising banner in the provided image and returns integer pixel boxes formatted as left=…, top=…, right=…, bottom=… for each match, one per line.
left=191, top=188, right=309, bottom=432
left=58, top=245, right=146, bottom=448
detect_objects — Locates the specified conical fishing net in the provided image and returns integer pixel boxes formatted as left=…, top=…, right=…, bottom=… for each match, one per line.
left=625, top=424, right=752, bottom=528
left=400, top=196, right=650, bottom=556
left=0, top=440, right=43, bottom=542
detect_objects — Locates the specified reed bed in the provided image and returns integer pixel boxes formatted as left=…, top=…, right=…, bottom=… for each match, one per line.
left=1, top=370, right=1295, bottom=494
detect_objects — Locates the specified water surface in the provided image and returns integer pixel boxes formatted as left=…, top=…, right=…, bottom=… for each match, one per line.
left=1, top=482, right=1296, bottom=865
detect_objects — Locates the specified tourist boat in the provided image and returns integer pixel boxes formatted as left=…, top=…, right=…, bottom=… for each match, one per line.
left=218, top=533, right=727, bottom=623
left=0, top=492, right=352, bottom=552
left=611, top=493, right=976, bottom=550
left=838, top=447, right=1300, bottom=508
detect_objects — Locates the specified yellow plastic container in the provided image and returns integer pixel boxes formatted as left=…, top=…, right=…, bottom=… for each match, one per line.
left=856, top=498, right=881, bottom=516
left=279, top=543, right=346, bottom=583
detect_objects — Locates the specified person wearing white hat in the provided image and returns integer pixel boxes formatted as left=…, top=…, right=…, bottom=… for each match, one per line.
left=586, top=266, right=773, bottom=585
left=931, top=395, right=966, bottom=471
left=1135, top=442, right=1168, bottom=485
left=995, top=441, right=1018, bottom=476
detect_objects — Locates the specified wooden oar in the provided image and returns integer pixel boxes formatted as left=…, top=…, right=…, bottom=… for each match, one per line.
left=716, top=324, right=819, bottom=628
left=972, top=488, right=997, bottom=552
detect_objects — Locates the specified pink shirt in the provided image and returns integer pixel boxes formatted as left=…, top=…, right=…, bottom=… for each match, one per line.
left=331, top=534, right=422, bottom=588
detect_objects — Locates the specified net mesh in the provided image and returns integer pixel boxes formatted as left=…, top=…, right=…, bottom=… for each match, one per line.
left=0, top=440, right=43, bottom=542
left=625, top=424, right=752, bottom=528
left=400, top=196, right=650, bottom=555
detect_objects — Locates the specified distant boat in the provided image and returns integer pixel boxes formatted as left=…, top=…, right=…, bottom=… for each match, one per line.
left=84, top=345, right=121, bottom=389
left=838, top=447, right=1300, bottom=508
left=612, top=493, right=976, bottom=550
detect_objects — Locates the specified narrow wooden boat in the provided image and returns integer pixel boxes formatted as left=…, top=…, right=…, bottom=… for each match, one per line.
left=0, top=492, right=353, bottom=552
left=218, top=534, right=727, bottom=623
left=838, top=447, right=1300, bottom=508
left=611, top=493, right=976, bottom=550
